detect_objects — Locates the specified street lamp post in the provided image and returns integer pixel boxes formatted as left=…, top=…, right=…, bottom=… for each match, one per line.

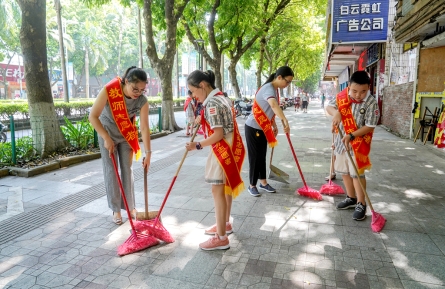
left=194, top=39, right=204, bottom=70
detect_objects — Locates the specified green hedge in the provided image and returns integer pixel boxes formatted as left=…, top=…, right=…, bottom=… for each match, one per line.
left=0, top=97, right=189, bottom=120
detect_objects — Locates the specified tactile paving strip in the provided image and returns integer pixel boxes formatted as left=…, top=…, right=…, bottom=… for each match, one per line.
left=0, top=149, right=197, bottom=245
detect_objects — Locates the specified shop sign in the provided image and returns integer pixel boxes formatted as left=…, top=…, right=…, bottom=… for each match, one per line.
left=0, top=64, right=24, bottom=82
left=331, top=0, right=389, bottom=44
left=367, top=43, right=379, bottom=66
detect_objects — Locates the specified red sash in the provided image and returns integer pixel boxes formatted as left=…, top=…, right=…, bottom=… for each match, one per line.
left=184, top=97, right=194, bottom=112
left=105, top=77, right=141, bottom=160
left=201, top=92, right=246, bottom=198
left=252, top=88, right=279, bottom=147
left=336, top=88, right=373, bottom=174
left=434, top=110, right=445, bottom=148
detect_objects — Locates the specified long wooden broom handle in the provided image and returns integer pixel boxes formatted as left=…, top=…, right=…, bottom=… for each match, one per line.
left=337, top=129, right=374, bottom=211
left=144, top=161, right=148, bottom=218
left=155, top=125, right=201, bottom=218
left=328, top=134, right=335, bottom=185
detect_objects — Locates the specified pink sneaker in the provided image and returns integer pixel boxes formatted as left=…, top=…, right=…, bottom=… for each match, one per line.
left=204, top=223, right=233, bottom=235
left=199, top=234, right=230, bottom=251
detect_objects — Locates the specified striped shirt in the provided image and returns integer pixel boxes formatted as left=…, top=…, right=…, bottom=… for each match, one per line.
left=327, top=94, right=380, bottom=154
left=203, top=89, right=234, bottom=136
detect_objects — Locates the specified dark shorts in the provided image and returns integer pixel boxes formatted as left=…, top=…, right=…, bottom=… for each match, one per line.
left=302, top=101, right=308, bottom=109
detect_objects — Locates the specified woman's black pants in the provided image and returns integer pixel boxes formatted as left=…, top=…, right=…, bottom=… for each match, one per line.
left=245, top=124, right=268, bottom=186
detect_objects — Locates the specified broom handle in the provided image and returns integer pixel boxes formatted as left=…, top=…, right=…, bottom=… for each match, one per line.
left=281, top=120, right=309, bottom=188
left=144, top=161, right=148, bottom=219
left=155, top=125, right=201, bottom=219
left=328, top=134, right=335, bottom=185
left=337, top=129, right=374, bottom=211
left=111, top=154, right=137, bottom=234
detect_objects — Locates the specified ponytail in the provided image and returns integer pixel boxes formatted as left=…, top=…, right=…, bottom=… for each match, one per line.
left=264, top=73, right=276, bottom=85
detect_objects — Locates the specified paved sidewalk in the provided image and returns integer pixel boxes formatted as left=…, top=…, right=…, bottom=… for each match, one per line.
left=0, top=100, right=444, bottom=289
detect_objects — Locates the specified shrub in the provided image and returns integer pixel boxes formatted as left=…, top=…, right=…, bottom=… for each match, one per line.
left=60, top=116, right=94, bottom=149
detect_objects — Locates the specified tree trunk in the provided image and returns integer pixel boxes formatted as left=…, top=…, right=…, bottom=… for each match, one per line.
left=137, top=7, right=143, bottom=68
left=54, top=0, right=69, bottom=103
left=156, top=62, right=180, bottom=131
left=15, top=0, right=68, bottom=157
left=257, top=36, right=266, bottom=89
left=85, top=46, right=90, bottom=98
left=228, top=62, right=241, bottom=99
left=143, top=0, right=188, bottom=132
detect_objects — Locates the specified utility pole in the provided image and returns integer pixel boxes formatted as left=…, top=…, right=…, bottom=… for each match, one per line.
left=54, top=0, right=69, bottom=102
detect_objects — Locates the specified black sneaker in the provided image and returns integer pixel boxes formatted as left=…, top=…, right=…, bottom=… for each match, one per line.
left=353, top=202, right=367, bottom=221
left=259, top=183, right=276, bottom=193
left=248, top=186, right=261, bottom=197
left=336, top=196, right=357, bottom=210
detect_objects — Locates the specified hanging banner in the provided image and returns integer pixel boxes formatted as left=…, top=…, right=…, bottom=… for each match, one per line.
left=331, top=0, right=389, bottom=44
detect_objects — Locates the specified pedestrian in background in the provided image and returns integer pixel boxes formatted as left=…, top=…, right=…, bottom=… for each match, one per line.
left=185, top=70, right=245, bottom=251
left=321, top=93, right=326, bottom=108
left=89, top=66, right=151, bottom=225
left=245, top=66, right=292, bottom=197
left=325, top=70, right=379, bottom=221
left=294, top=94, right=301, bottom=112
left=301, top=92, right=309, bottom=113
left=184, top=90, right=196, bottom=136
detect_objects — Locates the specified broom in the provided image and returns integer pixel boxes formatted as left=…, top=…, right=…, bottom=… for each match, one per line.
left=284, top=129, right=322, bottom=200
left=110, top=154, right=159, bottom=256
left=337, top=129, right=386, bottom=232
left=320, top=133, right=344, bottom=195
left=135, top=126, right=201, bottom=243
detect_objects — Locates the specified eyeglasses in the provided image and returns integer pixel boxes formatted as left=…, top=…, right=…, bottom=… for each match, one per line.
left=131, top=85, right=146, bottom=94
left=283, top=78, right=292, bottom=84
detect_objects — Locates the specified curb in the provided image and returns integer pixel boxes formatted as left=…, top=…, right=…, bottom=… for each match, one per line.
left=8, top=153, right=102, bottom=178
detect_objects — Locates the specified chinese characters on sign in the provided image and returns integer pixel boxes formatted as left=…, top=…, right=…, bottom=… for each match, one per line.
left=331, top=0, right=389, bottom=44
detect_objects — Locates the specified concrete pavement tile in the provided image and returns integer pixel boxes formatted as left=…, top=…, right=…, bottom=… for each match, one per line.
left=90, top=273, right=118, bottom=286
left=335, top=271, right=370, bottom=288
left=389, top=250, right=445, bottom=285
left=180, top=197, right=215, bottom=212
left=238, top=273, right=263, bottom=286
left=205, top=274, right=228, bottom=288
left=6, top=274, right=36, bottom=288
left=36, top=271, right=58, bottom=285
left=401, top=280, right=445, bottom=289
left=416, top=217, right=445, bottom=236
left=153, top=248, right=221, bottom=284
left=238, top=216, right=275, bottom=237
left=430, top=234, right=445, bottom=255
left=47, top=264, right=72, bottom=275
left=307, top=223, right=345, bottom=245
left=308, top=207, right=343, bottom=225
left=382, top=231, right=442, bottom=255
left=273, top=219, right=309, bottom=240
left=136, top=275, right=204, bottom=289
left=342, top=226, right=385, bottom=249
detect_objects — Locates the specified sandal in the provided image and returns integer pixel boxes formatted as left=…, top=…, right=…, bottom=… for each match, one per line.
left=186, top=133, right=191, bottom=136
left=113, top=212, right=122, bottom=225
left=325, top=174, right=336, bottom=181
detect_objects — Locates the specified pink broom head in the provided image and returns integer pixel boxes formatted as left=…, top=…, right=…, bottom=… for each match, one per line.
left=371, top=211, right=386, bottom=233
left=134, top=219, right=175, bottom=243
left=296, top=186, right=323, bottom=201
left=319, top=182, right=345, bottom=195
left=117, top=234, right=159, bottom=256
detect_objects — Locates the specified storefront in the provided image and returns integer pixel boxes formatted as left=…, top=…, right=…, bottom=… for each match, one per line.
left=0, top=63, right=26, bottom=99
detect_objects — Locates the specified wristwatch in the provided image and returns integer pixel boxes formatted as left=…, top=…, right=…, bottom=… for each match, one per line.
left=349, top=133, right=355, bottom=141
left=196, top=142, right=203, bottom=150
